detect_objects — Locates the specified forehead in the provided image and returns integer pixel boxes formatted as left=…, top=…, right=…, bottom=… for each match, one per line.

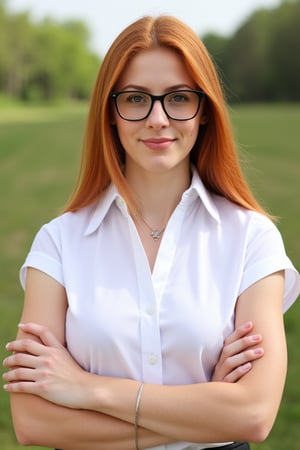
left=116, top=47, right=196, bottom=90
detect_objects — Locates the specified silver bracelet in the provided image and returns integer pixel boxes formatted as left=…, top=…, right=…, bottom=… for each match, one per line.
left=134, top=383, right=144, bottom=450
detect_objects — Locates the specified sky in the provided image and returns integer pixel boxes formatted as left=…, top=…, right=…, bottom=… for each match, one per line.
left=8, top=0, right=282, bottom=57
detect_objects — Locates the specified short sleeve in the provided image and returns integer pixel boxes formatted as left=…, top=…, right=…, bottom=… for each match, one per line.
left=19, top=220, right=64, bottom=289
left=239, top=215, right=300, bottom=313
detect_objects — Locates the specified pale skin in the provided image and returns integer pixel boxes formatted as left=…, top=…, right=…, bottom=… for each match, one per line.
left=3, top=274, right=265, bottom=450
left=3, top=48, right=287, bottom=450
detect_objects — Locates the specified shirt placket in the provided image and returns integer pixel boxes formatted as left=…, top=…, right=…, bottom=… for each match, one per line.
left=127, top=197, right=189, bottom=386
left=122, top=194, right=197, bottom=450
left=127, top=217, right=163, bottom=384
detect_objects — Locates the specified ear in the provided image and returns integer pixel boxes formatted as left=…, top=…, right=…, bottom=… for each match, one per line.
left=200, top=115, right=208, bottom=125
left=110, top=113, right=116, bottom=125
left=198, top=96, right=208, bottom=125
left=109, top=103, right=117, bottom=125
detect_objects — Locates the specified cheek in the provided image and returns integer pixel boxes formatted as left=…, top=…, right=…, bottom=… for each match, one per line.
left=114, top=121, right=129, bottom=145
left=114, top=121, right=139, bottom=154
left=183, top=122, right=200, bottom=144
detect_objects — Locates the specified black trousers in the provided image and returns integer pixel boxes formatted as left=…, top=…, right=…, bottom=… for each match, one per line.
left=55, top=443, right=249, bottom=450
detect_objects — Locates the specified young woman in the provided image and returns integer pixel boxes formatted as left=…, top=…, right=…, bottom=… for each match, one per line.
left=3, top=16, right=299, bottom=450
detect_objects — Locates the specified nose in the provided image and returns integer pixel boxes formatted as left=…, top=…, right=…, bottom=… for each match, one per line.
left=145, top=99, right=169, bottom=129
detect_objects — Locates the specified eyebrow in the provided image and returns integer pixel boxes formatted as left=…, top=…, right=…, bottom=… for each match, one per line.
left=119, top=83, right=195, bottom=92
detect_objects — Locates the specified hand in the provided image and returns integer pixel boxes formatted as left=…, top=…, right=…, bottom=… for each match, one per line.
left=2, top=323, right=89, bottom=409
left=212, top=321, right=264, bottom=382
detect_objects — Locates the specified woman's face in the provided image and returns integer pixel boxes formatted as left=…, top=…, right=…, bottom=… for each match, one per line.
left=113, top=47, right=205, bottom=176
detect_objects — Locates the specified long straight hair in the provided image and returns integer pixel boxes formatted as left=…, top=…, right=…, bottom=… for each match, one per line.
left=64, top=16, right=270, bottom=218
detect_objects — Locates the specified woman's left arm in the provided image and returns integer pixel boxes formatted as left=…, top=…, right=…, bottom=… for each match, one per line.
left=87, top=271, right=287, bottom=443
left=3, top=271, right=286, bottom=444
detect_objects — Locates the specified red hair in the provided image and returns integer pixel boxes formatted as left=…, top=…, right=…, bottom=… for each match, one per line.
left=64, top=16, right=270, bottom=218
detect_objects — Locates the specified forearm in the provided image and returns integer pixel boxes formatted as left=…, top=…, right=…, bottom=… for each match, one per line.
left=135, top=381, right=260, bottom=442
left=94, top=274, right=287, bottom=444
left=10, top=394, right=172, bottom=450
left=5, top=273, right=287, bottom=446
left=90, top=372, right=284, bottom=444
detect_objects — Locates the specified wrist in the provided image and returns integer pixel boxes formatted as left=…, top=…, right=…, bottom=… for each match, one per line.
left=89, top=376, right=140, bottom=422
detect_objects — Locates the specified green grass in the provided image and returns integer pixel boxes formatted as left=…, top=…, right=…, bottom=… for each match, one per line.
left=0, top=103, right=299, bottom=449
left=231, top=104, right=300, bottom=450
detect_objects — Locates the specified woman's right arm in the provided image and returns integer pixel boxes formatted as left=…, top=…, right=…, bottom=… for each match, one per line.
left=11, top=394, right=169, bottom=450
left=9, top=268, right=169, bottom=450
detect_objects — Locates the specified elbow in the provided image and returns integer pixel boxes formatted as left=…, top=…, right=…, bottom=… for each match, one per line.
left=247, top=422, right=271, bottom=444
left=10, top=395, right=47, bottom=446
left=12, top=412, right=40, bottom=446
left=242, top=406, right=276, bottom=443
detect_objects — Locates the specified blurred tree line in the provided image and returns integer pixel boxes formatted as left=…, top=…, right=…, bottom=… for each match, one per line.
left=203, top=0, right=300, bottom=102
left=0, top=0, right=299, bottom=103
left=0, top=0, right=100, bottom=102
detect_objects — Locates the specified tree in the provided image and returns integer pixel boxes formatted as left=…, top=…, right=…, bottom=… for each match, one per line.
left=268, top=0, right=300, bottom=100
left=202, top=33, right=231, bottom=99
left=202, top=0, right=300, bottom=102
left=0, top=5, right=34, bottom=98
left=0, top=1, right=101, bottom=102
left=215, top=8, right=275, bottom=102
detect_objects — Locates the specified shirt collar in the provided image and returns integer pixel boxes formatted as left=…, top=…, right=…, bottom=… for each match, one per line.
left=84, top=183, right=122, bottom=236
left=186, top=166, right=220, bottom=224
left=84, top=167, right=220, bottom=236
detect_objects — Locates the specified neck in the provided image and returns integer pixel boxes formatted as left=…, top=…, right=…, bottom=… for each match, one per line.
left=125, top=163, right=192, bottom=227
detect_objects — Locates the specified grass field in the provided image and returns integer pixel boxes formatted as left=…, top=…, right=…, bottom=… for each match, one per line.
left=0, top=103, right=299, bottom=449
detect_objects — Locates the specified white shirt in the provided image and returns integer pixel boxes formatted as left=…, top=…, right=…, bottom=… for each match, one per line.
left=20, top=169, right=300, bottom=450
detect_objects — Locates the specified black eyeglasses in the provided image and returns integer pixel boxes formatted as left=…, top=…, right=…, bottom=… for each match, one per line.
left=111, top=89, right=205, bottom=121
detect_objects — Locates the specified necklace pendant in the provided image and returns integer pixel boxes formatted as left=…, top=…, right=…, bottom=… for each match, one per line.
left=151, top=230, right=161, bottom=241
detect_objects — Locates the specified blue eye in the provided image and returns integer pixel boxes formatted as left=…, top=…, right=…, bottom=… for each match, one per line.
left=168, top=93, right=189, bottom=103
left=125, top=93, right=148, bottom=104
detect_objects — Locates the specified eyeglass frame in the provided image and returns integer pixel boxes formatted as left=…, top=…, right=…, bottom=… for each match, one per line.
left=110, top=89, right=205, bottom=122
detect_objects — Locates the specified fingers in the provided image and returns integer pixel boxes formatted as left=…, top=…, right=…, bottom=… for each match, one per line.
left=3, top=352, right=38, bottom=370
left=3, top=343, right=49, bottom=386
left=4, top=338, right=48, bottom=358
left=224, top=321, right=253, bottom=346
left=3, top=352, right=42, bottom=393
left=3, top=380, right=37, bottom=395
left=222, top=362, right=252, bottom=383
left=221, top=347, right=264, bottom=383
left=3, top=323, right=63, bottom=388
left=3, top=366, right=36, bottom=383
left=221, top=333, right=263, bottom=361
left=17, top=323, right=63, bottom=349
left=212, top=322, right=265, bottom=382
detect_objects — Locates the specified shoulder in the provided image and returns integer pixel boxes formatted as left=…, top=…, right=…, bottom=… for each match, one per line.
left=211, top=195, right=287, bottom=260
left=42, top=203, right=97, bottom=237
left=212, top=194, right=276, bottom=234
left=27, top=203, right=98, bottom=256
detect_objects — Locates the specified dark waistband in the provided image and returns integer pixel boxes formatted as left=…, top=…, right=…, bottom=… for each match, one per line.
left=202, top=443, right=250, bottom=450
left=55, top=442, right=249, bottom=450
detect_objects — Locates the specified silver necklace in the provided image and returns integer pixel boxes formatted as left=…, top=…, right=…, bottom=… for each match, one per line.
left=139, top=217, right=166, bottom=241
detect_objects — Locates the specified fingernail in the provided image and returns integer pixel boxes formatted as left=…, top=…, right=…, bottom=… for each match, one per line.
left=254, top=348, right=264, bottom=355
left=5, top=343, right=10, bottom=349
left=18, top=323, right=25, bottom=328
left=243, top=322, right=252, bottom=330
left=242, top=362, right=251, bottom=371
left=251, top=334, right=261, bottom=342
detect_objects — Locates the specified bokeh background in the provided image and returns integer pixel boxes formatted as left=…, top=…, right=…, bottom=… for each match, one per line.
left=0, top=0, right=299, bottom=448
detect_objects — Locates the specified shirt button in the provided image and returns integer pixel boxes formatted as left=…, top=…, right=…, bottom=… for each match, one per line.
left=146, top=306, right=155, bottom=315
left=148, top=354, right=158, bottom=365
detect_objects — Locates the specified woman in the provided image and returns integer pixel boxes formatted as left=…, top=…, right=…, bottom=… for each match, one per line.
left=3, top=15, right=299, bottom=450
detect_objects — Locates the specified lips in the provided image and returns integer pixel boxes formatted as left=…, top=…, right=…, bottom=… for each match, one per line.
left=141, top=137, right=175, bottom=150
